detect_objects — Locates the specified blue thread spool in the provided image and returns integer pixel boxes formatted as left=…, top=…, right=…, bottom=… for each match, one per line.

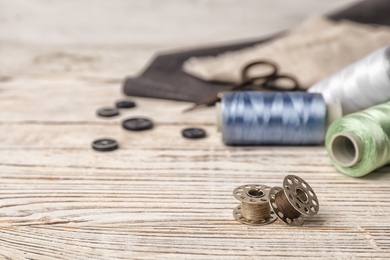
left=217, top=91, right=339, bottom=145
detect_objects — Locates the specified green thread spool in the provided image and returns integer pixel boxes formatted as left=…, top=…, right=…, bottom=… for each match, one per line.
left=326, top=101, right=390, bottom=177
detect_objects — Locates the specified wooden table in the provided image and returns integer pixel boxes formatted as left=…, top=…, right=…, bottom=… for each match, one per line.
left=1, top=1, right=389, bottom=259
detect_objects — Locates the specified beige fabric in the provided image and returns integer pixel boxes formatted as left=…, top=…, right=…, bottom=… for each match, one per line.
left=183, top=16, right=390, bottom=88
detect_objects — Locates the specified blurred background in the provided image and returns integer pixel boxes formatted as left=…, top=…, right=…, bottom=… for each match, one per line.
left=0, top=0, right=358, bottom=46
left=0, top=0, right=359, bottom=81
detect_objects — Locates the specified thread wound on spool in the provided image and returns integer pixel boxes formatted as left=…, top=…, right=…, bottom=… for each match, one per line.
left=233, top=184, right=277, bottom=226
left=275, top=190, right=301, bottom=219
left=309, top=46, right=390, bottom=115
left=241, top=202, right=271, bottom=222
left=326, top=100, right=343, bottom=127
left=221, top=91, right=327, bottom=145
left=326, top=101, right=390, bottom=177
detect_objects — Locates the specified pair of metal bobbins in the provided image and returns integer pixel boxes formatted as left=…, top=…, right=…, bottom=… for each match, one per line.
left=233, top=175, right=319, bottom=226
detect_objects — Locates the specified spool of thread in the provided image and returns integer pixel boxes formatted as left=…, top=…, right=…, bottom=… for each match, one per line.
left=326, top=101, right=390, bottom=177
left=269, top=175, right=319, bottom=226
left=217, top=91, right=340, bottom=145
left=309, top=46, right=390, bottom=115
left=233, top=184, right=277, bottom=226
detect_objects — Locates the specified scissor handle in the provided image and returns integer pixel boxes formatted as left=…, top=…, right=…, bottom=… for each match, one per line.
left=184, top=60, right=302, bottom=113
left=240, top=60, right=279, bottom=83
left=263, top=74, right=301, bottom=91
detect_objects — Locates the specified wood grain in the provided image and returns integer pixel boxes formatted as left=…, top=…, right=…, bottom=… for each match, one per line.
left=1, top=0, right=390, bottom=259
left=1, top=80, right=390, bottom=259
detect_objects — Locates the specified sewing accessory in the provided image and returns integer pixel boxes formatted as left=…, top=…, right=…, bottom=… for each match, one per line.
left=217, top=91, right=340, bottom=145
left=97, top=107, right=120, bottom=118
left=116, top=100, right=136, bottom=109
left=309, top=46, right=390, bottom=114
left=92, top=138, right=119, bottom=152
left=184, top=60, right=301, bottom=112
left=122, top=117, right=154, bottom=131
left=269, top=175, right=319, bottom=226
left=326, top=101, right=390, bottom=177
left=233, top=184, right=277, bottom=226
left=182, top=128, right=207, bottom=139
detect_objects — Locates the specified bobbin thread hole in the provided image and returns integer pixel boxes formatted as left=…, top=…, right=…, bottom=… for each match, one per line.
left=295, top=188, right=309, bottom=204
left=247, top=189, right=265, bottom=198
left=329, top=132, right=363, bottom=167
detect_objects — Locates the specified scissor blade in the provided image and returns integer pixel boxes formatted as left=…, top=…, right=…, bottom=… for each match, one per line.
left=183, top=95, right=220, bottom=113
left=182, top=104, right=202, bottom=113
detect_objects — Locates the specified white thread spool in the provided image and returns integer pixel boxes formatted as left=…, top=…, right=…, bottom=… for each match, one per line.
left=309, top=46, right=390, bottom=115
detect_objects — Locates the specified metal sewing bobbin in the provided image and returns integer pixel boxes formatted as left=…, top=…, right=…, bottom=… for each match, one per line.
left=233, top=184, right=277, bottom=226
left=269, top=175, right=319, bottom=226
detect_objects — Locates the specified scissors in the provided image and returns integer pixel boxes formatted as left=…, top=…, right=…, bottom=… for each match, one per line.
left=183, top=60, right=301, bottom=112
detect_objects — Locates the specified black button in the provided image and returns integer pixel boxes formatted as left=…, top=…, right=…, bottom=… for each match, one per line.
left=122, top=117, right=154, bottom=131
left=92, top=138, right=118, bottom=152
left=182, top=128, right=206, bottom=139
left=115, top=100, right=136, bottom=109
left=97, top=107, right=119, bottom=117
